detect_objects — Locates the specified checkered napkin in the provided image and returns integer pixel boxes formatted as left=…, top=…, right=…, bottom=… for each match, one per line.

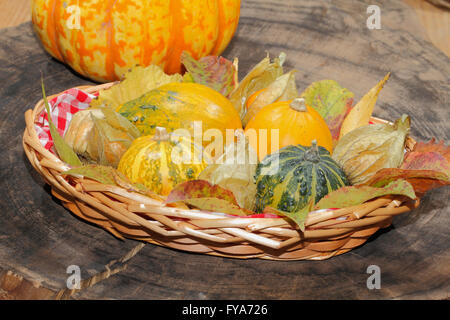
left=35, top=88, right=97, bottom=151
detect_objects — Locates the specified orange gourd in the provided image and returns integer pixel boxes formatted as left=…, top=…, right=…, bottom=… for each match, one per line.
left=31, top=0, right=240, bottom=82
left=244, top=98, right=333, bottom=160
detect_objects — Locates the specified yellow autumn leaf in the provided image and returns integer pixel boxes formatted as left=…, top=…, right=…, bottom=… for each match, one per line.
left=90, top=65, right=183, bottom=110
left=339, top=72, right=390, bottom=140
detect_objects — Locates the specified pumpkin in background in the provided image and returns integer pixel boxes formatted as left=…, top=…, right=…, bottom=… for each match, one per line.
left=254, top=141, right=349, bottom=213
left=31, top=0, right=240, bottom=82
left=244, top=97, right=333, bottom=160
left=118, top=127, right=207, bottom=195
left=117, top=82, right=243, bottom=151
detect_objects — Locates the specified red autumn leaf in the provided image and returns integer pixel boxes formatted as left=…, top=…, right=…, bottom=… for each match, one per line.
left=364, top=168, right=449, bottom=196
left=361, top=138, right=450, bottom=196
left=409, top=138, right=450, bottom=162
left=181, top=51, right=237, bottom=97
left=165, top=180, right=238, bottom=204
left=300, top=79, right=354, bottom=143
left=402, top=152, right=450, bottom=176
left=165, top=180, right=255, bottom=216
left=402, top=138, right=450, bottom=176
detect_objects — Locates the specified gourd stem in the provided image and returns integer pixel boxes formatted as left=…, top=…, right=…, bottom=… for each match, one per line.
left=290, top=98, right=307, bottom=112
left=153, top=126, right=170, bottom=141
left=304, top=140, right=321, bottom=163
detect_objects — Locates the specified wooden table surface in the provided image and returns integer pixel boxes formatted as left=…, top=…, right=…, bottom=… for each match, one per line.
left=1, top=0, right=449, bottom=57
left=0, top=0, right=449, bottom=300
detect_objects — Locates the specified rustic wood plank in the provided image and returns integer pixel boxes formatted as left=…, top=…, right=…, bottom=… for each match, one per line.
left=404, top=0, right=450, bottom=58
left=0, top=0, right=448, bottom=299
left=0, top=0, right=31, bottom=29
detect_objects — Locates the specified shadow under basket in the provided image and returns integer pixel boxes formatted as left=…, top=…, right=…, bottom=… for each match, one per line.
left=22, top=83, right=420, bottom=261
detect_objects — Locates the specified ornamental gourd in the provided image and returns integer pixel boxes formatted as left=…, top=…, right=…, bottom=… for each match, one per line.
left=254, top=141, right=349, bottom=213
left=117, top=82, right=243, bottom=149
left=244, top=98, right=333, bottom=160
left=31, top=0, right=240, bottom=82
left=118, top=127, right=207, bottom=196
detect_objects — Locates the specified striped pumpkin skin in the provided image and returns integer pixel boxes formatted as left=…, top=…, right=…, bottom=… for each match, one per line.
left=31, top=0, right=240, bottom=82
left=117, top=132, right=207, bottom=196
left=117, top=82, right=243, bottom=148
left=254, top=144, right=349, bottom=213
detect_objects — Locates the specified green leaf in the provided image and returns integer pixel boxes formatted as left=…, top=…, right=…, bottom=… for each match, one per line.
left=181, top=51, right=237, bottom=97
left=300, top=79, right=354, bottom=143
left=262, top=198, right=314, bottom=232
left=314, top=179, right=416, bottom=210
left=41, top=78, right=82, bottom=167
left=62, top=164, right=164, bottom=200
left=62, top=164, right=117, bottom=185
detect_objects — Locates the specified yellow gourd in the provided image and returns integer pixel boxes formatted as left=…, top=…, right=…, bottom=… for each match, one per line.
left=118, top=127, right=207, bottom=195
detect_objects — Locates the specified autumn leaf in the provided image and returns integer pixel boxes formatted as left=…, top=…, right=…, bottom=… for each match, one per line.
left=363, top=168, right=449, bottom=196
left=402, top=138, right=450, bottom=176
left=314, top=179, right=416, bottom=210
left=184, top=198, right=253, bottom=217
left=41, top=78, right=82, bottom=167
left=63, top=164, right=117, bottom=185
left=62, top=164, right=164, bottom=200
left=263, top=198, right=314, bottom=232
left=300, top=79, right=354, bottom=143
left=339, top=72, right=390, bottom=139
left=90, top=65, right=183, bottom=110
left=409, top=138, right=450, bottom=162
left=402, top=152, right=450, bottom=177
left=181, top=51, right=237, bottom=97
left=166, top=180, right=238, bottom=205
left=165, top=180, right=253, bottom=216
left=362, top=138, right=450, bottom=195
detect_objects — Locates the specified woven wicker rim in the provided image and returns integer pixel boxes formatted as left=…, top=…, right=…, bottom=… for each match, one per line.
left=22, top=83, right=420, bottom=261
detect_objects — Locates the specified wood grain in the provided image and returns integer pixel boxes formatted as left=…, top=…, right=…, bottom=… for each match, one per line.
left=0, top=0, right=31, bottom=29
left=405, top=0, right=450, bottom=57
left=0, top=0, right=448, bottom=58
left=0, top=0, right=449, bottom=299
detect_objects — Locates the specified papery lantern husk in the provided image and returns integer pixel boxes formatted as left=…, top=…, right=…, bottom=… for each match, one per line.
left=64, top=107, right=140, bottom=167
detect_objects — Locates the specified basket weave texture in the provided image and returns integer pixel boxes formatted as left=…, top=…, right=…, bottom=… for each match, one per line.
left=23, top=84, right=420, bottom=261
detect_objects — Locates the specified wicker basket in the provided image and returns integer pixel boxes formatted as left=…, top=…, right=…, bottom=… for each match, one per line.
left=22, top=83, right=420, bottom=261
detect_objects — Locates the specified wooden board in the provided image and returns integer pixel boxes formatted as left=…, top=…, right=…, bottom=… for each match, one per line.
left=0, top=0, right=449, bottom=299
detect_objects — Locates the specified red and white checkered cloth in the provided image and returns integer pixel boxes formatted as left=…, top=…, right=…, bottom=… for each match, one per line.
left=35, top=88, right=97, bottom=151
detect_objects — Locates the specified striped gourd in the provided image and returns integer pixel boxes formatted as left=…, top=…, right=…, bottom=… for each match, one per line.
left=118, top=127, right=207, bottom=196
left=254, top=141, right=349, bottom=213
left=116, top=82, right=243, bottom=148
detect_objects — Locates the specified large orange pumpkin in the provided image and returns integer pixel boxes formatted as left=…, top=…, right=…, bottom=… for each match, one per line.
left=31, top=0, right=240, bottom=82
